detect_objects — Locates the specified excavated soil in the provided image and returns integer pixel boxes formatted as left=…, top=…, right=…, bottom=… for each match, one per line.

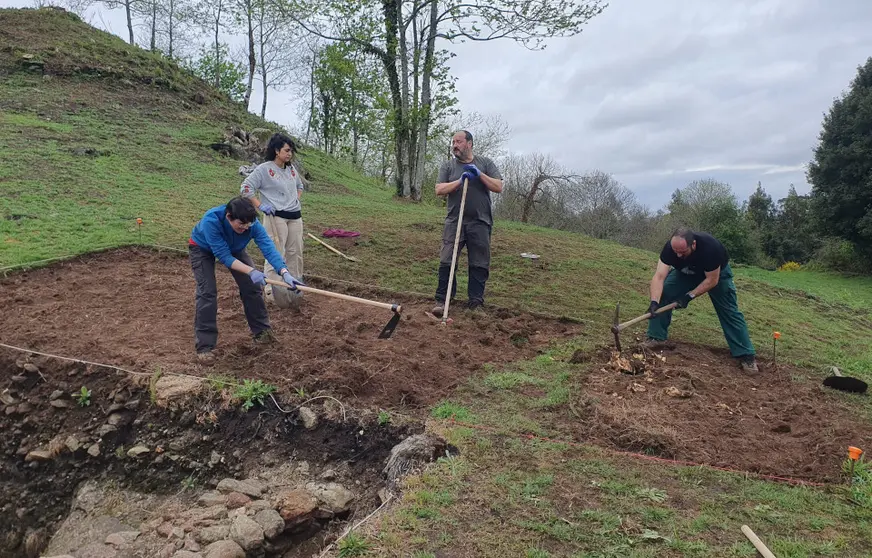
left=574, top=342, right=872, bottom=483
left=0, top=247, right=582, bottom=410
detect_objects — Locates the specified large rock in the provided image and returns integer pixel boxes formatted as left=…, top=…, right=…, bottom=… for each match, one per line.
left=197, top=491, right=225, bottom=507
left=216, top=478, right=264, bottom=498
left=229, top=515, right=264, bottom=552
left=274, top=489, right=318, bottom=526
left=195, top=525, right=229, bottom=546
left=383, top=433, right=448, bottom=487
left=253, top=509, right=284, bottom=540
left=202, top=540, right=245, bottom=558
left=152, top=376, right=203, bottom=407
left=305, top=482, right=355, bottom=514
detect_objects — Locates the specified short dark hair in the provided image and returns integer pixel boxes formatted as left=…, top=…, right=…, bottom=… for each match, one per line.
left=264, top=133, right=297, bottom=162
left=459, top=130, right=473, bottom=144
left=671, top=226, right=695, bottom=244
left=225, top=196, right=258, bottom=224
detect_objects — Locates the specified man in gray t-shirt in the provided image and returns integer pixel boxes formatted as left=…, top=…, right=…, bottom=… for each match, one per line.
left=432, top=130, right=504, bottom=313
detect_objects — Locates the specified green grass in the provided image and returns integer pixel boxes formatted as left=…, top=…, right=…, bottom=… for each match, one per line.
left=2, top=8, right=872, bottom=556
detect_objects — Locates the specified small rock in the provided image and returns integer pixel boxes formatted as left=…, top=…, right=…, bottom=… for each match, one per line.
left=183, top=533, right=201, bottom=552
left=320, top=469, right=337, bottom=481
left=209, top=451, right=222, bottom=467
left=275, top=489, right=318, bottom=526
left=127, top=445, right=150, bottom=458
left=216, top=478, right=264, bottom=498
left=298, top=406, right=318, bottom=429
left=124, top=399, right=140, bottom=410
left=297, top=461, right=310, bottom=476
left=0, top=392, right=18, bottom=406
left=11, top=374, right=27, bottom=384
left=25, top=449, right=52, bottom=462
left=65, top=436, right=82, bottom=453
left=98, top=424, right=118, bottom=437
left=305, top=482, right=355, bottom=513
left=50, top=390, right=65, bottom=400
left=106, top=530, right=140, bottom=545
left=197, top=491, right=225, bottom=507
left=196, top=525, right=230, bottom=545
left=247, top=500, right=272, bottom=513
left=107, top=402, right=126, bottom=414
left=229, top=514, right=264, bottom=552
left=253, top=509, right=284, bottom=540
left=378, top=488, right=391, bottom=504
left=224, top=492, right=251, bottom=509
left=108, top=412, right=131, bottom=426
left=24, top=363, right=40, bottom=374
left=665, top=386, right=693, bottom=398
left=157, top=521, right=175, bottom=538
left=87, top=443, right=101, bottom=457
left=51, top=399, right=72, bottom=409
left=159, top=543, right=178, bottom=558
left=202, top=539, right=245, bottom=558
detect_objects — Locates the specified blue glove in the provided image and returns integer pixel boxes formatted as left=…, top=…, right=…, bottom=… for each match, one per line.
left=459, top=171, right=472, bottom=184
left=259, top=203, right=275, bottom=215
left=248, top=269, right=266, bottom=286
left=463, top=164, right=480, bottom=178
left=282, top=271, right=304, bottom=291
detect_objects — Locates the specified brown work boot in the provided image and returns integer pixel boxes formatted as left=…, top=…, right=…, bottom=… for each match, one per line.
left=640, top=337, right=666, bottom=350
left=253, top=329, right=276, bottom=345
left=738, top=355, right=759, bottom=373
left=431, top=304, right=445, bottom=316
left=197, top=351, right=216, bottom=365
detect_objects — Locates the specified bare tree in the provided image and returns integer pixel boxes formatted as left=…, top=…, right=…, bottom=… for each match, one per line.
left=496, top=152, right=578, bottom=225
left=66, top=0, right=137, bottom=44
left=254, top=1, right=299, bottom=118
left=195, top=0, right=227, bottom=90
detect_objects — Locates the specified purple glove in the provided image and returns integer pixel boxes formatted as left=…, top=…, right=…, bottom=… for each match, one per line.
left=463, top=164, right=481, bottom=178
left=248, top=269, right=266, bottom=286
left=259, top=203, right=275, bottom=215
left=282, top=271, right=304, bottom=291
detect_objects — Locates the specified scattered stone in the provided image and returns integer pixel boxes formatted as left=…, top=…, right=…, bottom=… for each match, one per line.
left=383, top=434, right=448, bottom=488
left=209, top=451, right=222, bottom=467
left=180, top=505, right=228, bottom=524
left=50, top=389, right=65, bottom=400
left=76, top=542, right=119, bottom=558
left=320, top=469, right=337, bottom=481
left=10, top=374, right=27, bottom=384
left=156, top=521, right=175, bottom=538
left=105, top=530, right=140, bottom=546
left=297, top=461, right=310, bottom=476
left=127, top=445, right=150, bottom=458
left=305, top=482, right=355, bottom=514
left=298, top=406, right=318, bottom=429
left=107, top=402, right=126, bottom=414
left=253, top=509, right=284, bottom=540
left=25, top=449, right=52, bottom=462
left=247, top=500, right=272, bottom=513
left=216, top=478, right=263, bottom=498
left=195, top=525, right=230, bottom=546
left=378, top=488, right=392, bottom=505
left=50, top=399, right=72, bottom=409
left=24, top=363, right=40, bottom=374
left=65, top=435, right=81, bottom=453
left=153, top=376, right=203, bottom=407
left=665, top=386, right=693, bottom=398
left=202, top=539, right=245, bottom=558
left=88, top=443, right=101, bottom=457
left=197, top=491, right=225, bottom=507
left=224, top=492, right=251, bottom=509
left=229, top=515, right=264, bottom=552
left=274, top=488, right=318, bottom=526
left=159, top=542, right=178, bottom=558
left=183, top=533, right=201, bottom=552
left=98, top=424, right=118, bottom=437
left=1, top=392, right=19, bottom=406
left=108, top=412, right=132, bottom=426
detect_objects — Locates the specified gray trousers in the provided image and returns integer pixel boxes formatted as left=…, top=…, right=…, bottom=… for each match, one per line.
left=189, top=245, right=271, bottom=353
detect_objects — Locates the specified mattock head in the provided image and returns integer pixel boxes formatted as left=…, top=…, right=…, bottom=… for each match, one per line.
left=611, top=302, right=622, bottom=353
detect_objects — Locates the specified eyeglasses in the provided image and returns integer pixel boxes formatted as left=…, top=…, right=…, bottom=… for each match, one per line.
left=231, top=218, right=255, bottom=229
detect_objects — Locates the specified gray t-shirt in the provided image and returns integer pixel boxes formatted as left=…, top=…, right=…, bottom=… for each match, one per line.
left=240, top=161, right=304, bottom=212
left=437, top=155, right=502, bottom=226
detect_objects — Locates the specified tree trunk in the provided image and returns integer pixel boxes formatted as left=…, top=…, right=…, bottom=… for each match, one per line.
left=379, top=0, right=410, bottom=197
left=522, top=177, right=545, bottom=223
left=214, top=1, right=222, bottom=90
left=125, top=0, right=134, bottom=44
left=150, top=1, right=157, bottom=52
left=305, top=47, right=316, bottom=144
left=168, top=0, right=174, bottom=58
left=244, top=2, right=255, bottom=107
left=260, top=64, right=268, bottom=118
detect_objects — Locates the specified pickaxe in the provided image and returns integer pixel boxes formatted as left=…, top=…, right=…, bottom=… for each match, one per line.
left=265, top=278, right=402, bottom=338
left=610, top=302, right=678, bottom=353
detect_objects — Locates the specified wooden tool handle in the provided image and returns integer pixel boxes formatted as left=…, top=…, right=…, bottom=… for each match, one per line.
left=307, top=232, right=355, bottom=261
left=617, top=302, right=679, bottom=331
left=265, top=278, right=400, bottom=313
left=442, top=177, right=469, bottom=321
left=741, top=525, right=777, bottom=558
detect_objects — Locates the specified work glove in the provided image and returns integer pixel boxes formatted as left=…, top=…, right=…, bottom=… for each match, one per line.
left=459, top=171, right=473, bottom=184
left=248, top=269, right=266, bottom=286
left=259, top=202, right=275, bottom=215
left=282, top=271, right=304, bottom=291
left=462, top=164, right=481, bottom=178
left=675, top=292, right=695, bottom=309
left=648, top=300, right=659, bottom=316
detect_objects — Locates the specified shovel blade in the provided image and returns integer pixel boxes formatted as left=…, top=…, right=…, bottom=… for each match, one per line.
left=823, top=375, right=868, bottom=394
left=378, top=312, right=401, bottom=339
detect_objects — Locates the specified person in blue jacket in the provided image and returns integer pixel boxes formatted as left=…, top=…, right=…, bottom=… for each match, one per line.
left=188, top=196, right=303, bottom=363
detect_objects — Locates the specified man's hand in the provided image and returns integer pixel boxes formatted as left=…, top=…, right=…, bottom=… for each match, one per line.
left=648, top=300, right=659, bottom=316
left=459, top=171, right=472, bottom=184
left=248, top=269, right=266, bottom=286
left=675, top=292, right=695, bottom=309
left=259, top=203, right=275, bottom=215
left=463, top=164, right=480, bottom=178
left=282, top=271, right=304, bottom=291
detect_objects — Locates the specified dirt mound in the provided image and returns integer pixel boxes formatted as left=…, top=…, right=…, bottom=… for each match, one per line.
left=574, top=342, right=872, bottom=482
left=0, top=247, right=581, bottom=410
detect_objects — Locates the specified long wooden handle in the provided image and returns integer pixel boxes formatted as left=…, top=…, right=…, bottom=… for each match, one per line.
left=616, top=302, right=679, bottom=331
left=741, top=525, right=777, bottom=558
left=307, top=232, right=356, bottom=261
left=265, top=278, right=400, bottom=313
left=442, top=178, right=469, bottom=321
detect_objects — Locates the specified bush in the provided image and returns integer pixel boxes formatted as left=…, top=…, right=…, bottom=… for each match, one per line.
left=806, top=238, right=870, bottom=274
left=777, top=261, right=802, bottom=272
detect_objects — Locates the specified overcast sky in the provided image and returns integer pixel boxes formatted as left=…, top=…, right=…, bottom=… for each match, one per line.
left=4, top=0, right=871, bottom=209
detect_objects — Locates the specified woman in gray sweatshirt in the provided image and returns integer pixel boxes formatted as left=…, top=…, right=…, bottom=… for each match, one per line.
left=241, top=133, right=305, bottom=309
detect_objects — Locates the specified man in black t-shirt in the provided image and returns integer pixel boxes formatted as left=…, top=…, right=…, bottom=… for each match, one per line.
left=431, top=130, right=504, bottom=314
left=646, top=227, right=758, bottom=371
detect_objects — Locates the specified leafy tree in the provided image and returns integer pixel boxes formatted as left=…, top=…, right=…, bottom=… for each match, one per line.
left=186, top=44, right=247, bottom=102
left=808, top=56, right=872, bottom=264
left=768, top=187, right=820, bottom=264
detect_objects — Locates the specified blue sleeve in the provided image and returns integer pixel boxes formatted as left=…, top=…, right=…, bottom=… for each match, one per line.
left=251, top=221, right=287, bottom=273
left=204, top=217, right=237, bottom=269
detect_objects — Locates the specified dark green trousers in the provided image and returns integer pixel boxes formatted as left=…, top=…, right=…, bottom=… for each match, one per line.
left=646, top=264, right=755, bottom=357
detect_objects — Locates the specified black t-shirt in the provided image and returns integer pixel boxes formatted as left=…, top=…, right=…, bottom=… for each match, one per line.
left=659, top=231, right=729, bottom=276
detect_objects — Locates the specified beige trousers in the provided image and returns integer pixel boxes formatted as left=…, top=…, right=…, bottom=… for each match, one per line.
left=262, top=215, right=304, bottom=307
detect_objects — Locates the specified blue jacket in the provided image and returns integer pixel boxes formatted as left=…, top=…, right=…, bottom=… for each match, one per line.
left=190, top=205, right=286, bottom=272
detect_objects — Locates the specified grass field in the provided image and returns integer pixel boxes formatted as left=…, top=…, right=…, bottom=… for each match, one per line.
left=3, top=8, right=872, bottom=557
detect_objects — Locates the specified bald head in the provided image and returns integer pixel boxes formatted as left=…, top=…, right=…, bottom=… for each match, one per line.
left=670, top=228, right=696, bottom=259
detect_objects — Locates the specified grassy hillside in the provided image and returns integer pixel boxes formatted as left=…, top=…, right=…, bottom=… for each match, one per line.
left=3, top=8, right=872, bottom=556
